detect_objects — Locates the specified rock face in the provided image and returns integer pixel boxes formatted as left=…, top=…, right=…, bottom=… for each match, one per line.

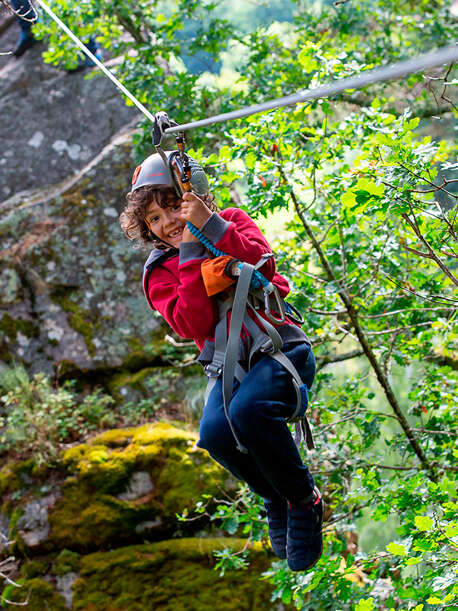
left=0, top=126, right=166, bottom=378
left=0, top=423, right=283, bottom=610
left=0, top=16, right=281, bottom=611
left=0, top=14, right=169, bottom=381
left=3, top=540, right=277, bottom=610
left=0, top=14, right=137, bottom=199
left=1, top=422, right=233, bottom=553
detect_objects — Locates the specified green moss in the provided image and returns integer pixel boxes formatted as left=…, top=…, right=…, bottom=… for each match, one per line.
left=158, top=444, right=225, bottom=515
left=51, top=291, right=97, bottom=357
left=62, top=423, right=198, bottom=491
left=4, top=423, right=231, bottom=554
left=107, top=367, right=158, bottom=398
left=62, top=440, right=140, bottom=491
left=0, top=312, right=36, bottom=340
left=0, top=463, right=20, bottom=498
left=45, top=423, right=230, bottom=552
left=0, top=459, right=38, bottom=497
left=20, top=559, right=50, bottom=579
left=130, top=422, right=195, bottom=447
left=73, top=538, right=275, bottom=611
left=54, top=549, right=81, bottom=575
left=90, top=429, right=133, bottom=448
left=1, top=577, right=66, bottom=610
left=48, top=485, right=154, bottom=551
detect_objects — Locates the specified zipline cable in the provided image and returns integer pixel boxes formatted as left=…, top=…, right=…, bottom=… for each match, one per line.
left=35, top=0, right=157, bottom=124
left=35, top=0, right=456, bottom=133
left=165, top=44, right=458, bottom=134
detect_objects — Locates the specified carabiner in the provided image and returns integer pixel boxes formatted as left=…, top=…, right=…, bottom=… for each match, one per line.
left=263, top=284, right=286, bottom=324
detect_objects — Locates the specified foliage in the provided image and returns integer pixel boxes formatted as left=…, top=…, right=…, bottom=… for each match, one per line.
left=28, top=0, right=458, bottom=608
left=0, top=365, right=115, bottom=464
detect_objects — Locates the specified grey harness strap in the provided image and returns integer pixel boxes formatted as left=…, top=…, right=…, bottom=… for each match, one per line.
left=222, top=263, right=256, bottom=453
left=242, top=310, right=315, bottom=450
left=204, top=298, right=246, bottom=404
left=204, top=256, right=315, bottom=452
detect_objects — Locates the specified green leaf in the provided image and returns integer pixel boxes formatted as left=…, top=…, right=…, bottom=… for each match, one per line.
left=355, top=177, right=385, bottom=196
left=298, top=48, right=319, bottom=72
left=406, top=557, right=422, bottom=566
left=245, top=151, right=257, bottom=170
left=414, top=515, right=433, bottom=531
left=342, top=191, right=357, bottom=208
left=386, top=542, right=407, bottom=556
left=445, top=524, right=458, bottom=538
left=355, top=597, right=375, bottom=611
left=219, top=145, right=231, bottom=161
left=426, top=596, right=442, bottom=605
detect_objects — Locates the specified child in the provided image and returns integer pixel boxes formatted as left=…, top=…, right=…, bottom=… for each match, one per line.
left=120, top=151, right=323, bottom=571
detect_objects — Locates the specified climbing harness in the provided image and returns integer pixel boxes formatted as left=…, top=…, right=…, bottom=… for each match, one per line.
left=142, top=112, right=315, bottom=453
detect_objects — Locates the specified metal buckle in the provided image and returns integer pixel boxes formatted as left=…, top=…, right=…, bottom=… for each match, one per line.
left=204, top=362, right=223, bottom=378
left=260, top=339, right=274, bottom=354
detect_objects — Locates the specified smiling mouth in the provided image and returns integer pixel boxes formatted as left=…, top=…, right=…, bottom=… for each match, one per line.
left=168, top=228, right=183, bottom=238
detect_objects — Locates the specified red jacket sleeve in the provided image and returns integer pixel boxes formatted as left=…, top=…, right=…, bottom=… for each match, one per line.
left=146, top=244, right=217, bottom=340
left=200, top=208, right=290, bottom=296
left=200, top=208, right=276, bottom=279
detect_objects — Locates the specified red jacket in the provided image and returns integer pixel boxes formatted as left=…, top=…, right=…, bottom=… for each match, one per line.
left=143, top=207, right=293, bottom=351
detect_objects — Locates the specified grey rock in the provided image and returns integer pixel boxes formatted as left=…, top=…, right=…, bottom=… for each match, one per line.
left=55, top=572, right=78, bottom=609
left=117, top=471, right=154, bottom=501
left=135, top=518, right=163, bottom=533
left=0, top=513, right=10, bottom=552
left=0, top=126, right=162, bottom=376
left=16, top=493, right=59, bottom=547
left=28, top=131, right=45, bottom=148
left=371, top=578, right=395, bottom=600
left=0, top=20, right=137, bottom=199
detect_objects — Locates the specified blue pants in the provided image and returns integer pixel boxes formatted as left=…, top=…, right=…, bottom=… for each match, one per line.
left=198, top=342, right=316, bottom=504
left=11, top=0, right=34, bottom=33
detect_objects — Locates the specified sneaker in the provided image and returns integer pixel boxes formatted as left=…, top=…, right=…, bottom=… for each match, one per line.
left=83, top=48, right=103, bottom=67
left=264, top=498, right=287, bottom=559
left=286, top=486, right=323, bottom=571
left=67, top=49, right=103, bottom=73
left=13, top=33, right=36, bottom=57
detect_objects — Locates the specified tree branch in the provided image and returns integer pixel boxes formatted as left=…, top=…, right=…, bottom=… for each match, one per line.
left=316, top=349, right=364, bottom=368
left=401, top=211, right=458, bottom=287
left=425, top=352, right=458, bottom=371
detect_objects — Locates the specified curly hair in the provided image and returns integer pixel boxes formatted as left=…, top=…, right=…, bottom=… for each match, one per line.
left=119, top=185, right=217, bottom=250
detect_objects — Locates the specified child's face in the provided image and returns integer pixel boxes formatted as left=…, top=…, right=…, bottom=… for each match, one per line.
left=145, top=196, right=185, bottom=249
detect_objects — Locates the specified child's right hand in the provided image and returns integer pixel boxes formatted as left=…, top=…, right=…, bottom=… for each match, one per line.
left=180, top=192, right=213, bottom=229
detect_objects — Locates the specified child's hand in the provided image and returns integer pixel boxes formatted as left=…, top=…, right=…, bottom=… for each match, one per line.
left=180, top=192, right=213, bottom=229
left=181, top=225, right=200, bottom=243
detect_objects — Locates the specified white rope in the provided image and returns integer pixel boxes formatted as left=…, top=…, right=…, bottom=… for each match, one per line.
left=165, top=44, right=458, bottom=133
left=35, top=0, right=157, bottom=124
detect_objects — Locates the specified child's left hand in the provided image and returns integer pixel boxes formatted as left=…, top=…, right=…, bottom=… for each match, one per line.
left=180, top=192, right=213, bottom=229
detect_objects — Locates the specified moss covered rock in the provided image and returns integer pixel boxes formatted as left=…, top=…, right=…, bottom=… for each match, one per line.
left=1, top=577, right=67, bottom=610
left=5, top=422, right=233, bottom=554
left=72, top=538, right=275, bottom=611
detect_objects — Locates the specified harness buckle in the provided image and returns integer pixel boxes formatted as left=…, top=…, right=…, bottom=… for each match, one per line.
left=204, top=362, right=223, bottom=378
left=260, top=338, right=274, bottom=354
